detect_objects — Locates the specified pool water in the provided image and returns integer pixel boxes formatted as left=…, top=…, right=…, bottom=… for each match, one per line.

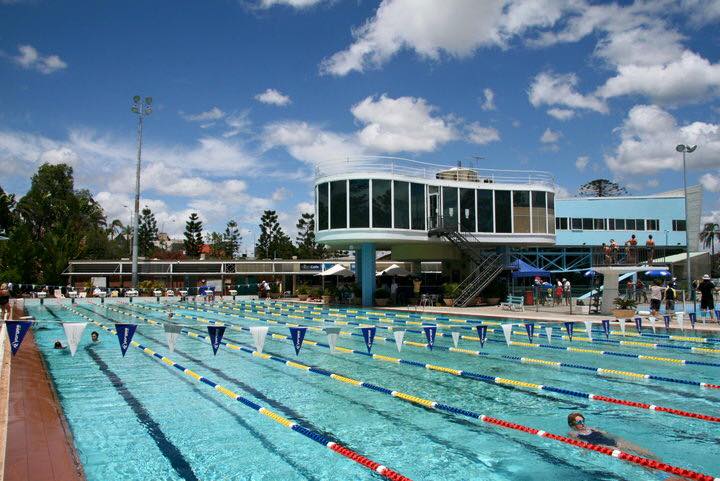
left=25, top=299, right=720, bottom=481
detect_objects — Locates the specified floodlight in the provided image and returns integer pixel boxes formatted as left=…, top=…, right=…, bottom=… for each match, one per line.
left=676, top=144, right=685, bottom=152
left=686, top=145, right=697, bottom=152
left=145, top=97, right=153, bottom=105
left=131, top=106, right=139, bottom=113
left=133, top=95, right=141, bottom=103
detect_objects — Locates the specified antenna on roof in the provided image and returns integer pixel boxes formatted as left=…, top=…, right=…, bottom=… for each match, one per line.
left=469, top=155, right=485, bottom=170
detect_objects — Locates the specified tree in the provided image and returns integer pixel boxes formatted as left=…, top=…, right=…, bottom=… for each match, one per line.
left=578, top=179, right=628, bottom=197
left=205, top=232, right=225, bottom=258
left=223, top=220, right=241, bottom=259
left=255, top=210, right=296, bottom=259
left=107, top=219, right=124, bottom=240
left=699, top=222, right=720, bottom=276
left=137, top=206, right=159, bottom=257
left=0, top=186, right=16, bottom=234
left=183, top=212, right=203, bottom=258
left=295, top=212, right=324, bottom=259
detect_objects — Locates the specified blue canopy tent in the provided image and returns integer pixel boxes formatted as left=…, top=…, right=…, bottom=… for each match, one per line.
left=509, top=259, right=551, bottom=279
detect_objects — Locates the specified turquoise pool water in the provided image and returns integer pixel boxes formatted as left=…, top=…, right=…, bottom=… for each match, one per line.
left=26, top=300, right=720, bottom=481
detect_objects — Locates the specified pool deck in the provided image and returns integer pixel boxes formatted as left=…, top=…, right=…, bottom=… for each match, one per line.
left=2, top=329, right=85, bottom=481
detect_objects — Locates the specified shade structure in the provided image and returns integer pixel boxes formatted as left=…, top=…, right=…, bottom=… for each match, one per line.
left=316, top=264, right=355, bottom=277
left=584, top=269, right=597, bottom=277
left=644, top=270, right=672, bottom=277
left=376, top=264, right=411, bottom=277
left=509, top=259, right=550, bottom=279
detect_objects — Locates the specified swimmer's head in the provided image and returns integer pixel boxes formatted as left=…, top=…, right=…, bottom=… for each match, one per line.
left=568, top=412, right=585, bottom=428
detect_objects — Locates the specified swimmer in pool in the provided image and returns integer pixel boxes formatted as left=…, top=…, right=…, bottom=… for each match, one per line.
left=91, top=331, right=100, bottom=343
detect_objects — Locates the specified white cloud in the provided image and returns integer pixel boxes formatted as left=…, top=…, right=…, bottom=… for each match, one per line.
left=351, top=94, right=457, bottom=152
left=605, top=104, right=720, bottom=174
left=465, top=123, right=500, bottom=145
left=575, top=155, right=589, bottom=171
left=547, top=108, right=575, bottom=120
left=223, top=111, right=252, bottom=138
left=11, top=44, right=67, bottom=74
left=255, top=88, right=292, bottom=106
left=271, top=187, right=290, bottom=201
left=646, top=178, right=660, bottom=188
left=181, top=107, right=226, bottom=122
left=554, top=185, right=573, bottom=198
left=529, top=72, right=607, bottom=114
left=540, top=128, right=561, bottom=144
left=700, top=172, right=720, bottom=192
left=263, top=120, right=366, bottom=165
left=258, top=0, right=325, bottom=8
left=480, top=88, right=495, bottom=111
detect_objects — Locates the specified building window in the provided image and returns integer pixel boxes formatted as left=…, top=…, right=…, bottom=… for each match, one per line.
left=635, top=219, right=645, bottom=231
left=531, top=191, right=547, bottom=234
left=477, top=189, right=493, bottom=232
left=547, top=192, right=555, bottom=234
left=410, top=183, right=425, bottom=230
left=626, top=219, right=636, bottom=230
left=460, top=188, right=475, bottom=232
left=494, top=190, right=512, bottom=233
left=349, top=179, right=369, bottom=228
left=582, top=218, right=594, bottom=230
left=330, top=180, right=347, bottom=229
left=513, top=191, right=530, bottom=233
left=372, top=179, right=392, bottom=228
left=646, top=219, right=659, bottom=231
left=318, top=183, right=329, bottom=231
left=594, top=218, right=606, bottom=230
left=393, top=181, right=410, bottom=229
left=443, top=187, right=458, bottom=229
left=556, top=217, right=568, bottom=230
left=571, top=218, right=582, bottom=230
left=613, top=218, right=625, bottom=230
left=672, top=219, right=686, bottom=231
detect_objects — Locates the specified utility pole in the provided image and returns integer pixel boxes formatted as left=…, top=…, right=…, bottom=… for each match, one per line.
left=131, top=95, right=152, bottom=288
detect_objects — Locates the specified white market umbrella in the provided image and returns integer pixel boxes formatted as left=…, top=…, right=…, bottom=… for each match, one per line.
left=376, top=264, right=411, bottom=277
left=316, top=264, right=355, bottom=277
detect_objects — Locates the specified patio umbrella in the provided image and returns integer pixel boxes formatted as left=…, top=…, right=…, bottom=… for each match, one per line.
left=644, top=270, right=671, bottom=277
left=376, top=264, right=411, bottom=277
left=584, top=269, right=597, bottom=277
left=316, top=264, right=355, bottom=277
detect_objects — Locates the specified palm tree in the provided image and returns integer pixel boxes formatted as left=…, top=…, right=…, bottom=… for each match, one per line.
left=120, top=224, right=134, bottom=256
left=107, top=219, right=124, bottom=240
left=699, top=222, right=720, bottom=276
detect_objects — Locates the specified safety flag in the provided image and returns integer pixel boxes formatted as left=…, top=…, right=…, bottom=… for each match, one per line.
left=524, top=323, right=535, bottom=343
left=450, top=331, right=461, bottom=348
left=715, top=310, right=720, bottom=321
left=634, top=317, right=643, bottom=334
left=476, top=325, right=488, bottom=348
left=6, top=320, right=32, bottom=356
left=423, top=325, right=437, bottom=350
left=618, top=318, right=626, bottom=336
left=62, top=322, right=87, bottom=356
left=663, top=315, right=671, bottom=330
left=601, top=320, right=610, bottom=339
left=250, top=326, right=269, bottom=354
left=689, top=312, right=696, bottom=330
left=361, top=326, right=377, bottom=353
left=393, top=330, right=406, bottom=352
left=583, top=321, right=593, bottom=341
left=564, top=322, right=574, bottom=341
left=115, top=323, right=137, bottom=357
left=207, top=325, right=226, bottom=356
left=324, top=327, right=341, bottom=353
left=500, top=323, right=513, bottom=346
left=163, top=323, right=182, bottom=353
left=289, top=327, right=307, bottom=355
left=648, top=316, right=656, bottom=333
left=545, top=326, right=553, bottom=344
left=675, top=312, right=685, bottom=332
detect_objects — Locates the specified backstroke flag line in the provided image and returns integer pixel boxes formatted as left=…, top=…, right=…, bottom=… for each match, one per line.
left=289, top=327, right=307, bottom=355
left=663, top=315, right=671, bottom=330
left=324, top=327, right=341, bottom=353
left=476, top=325, right=488, bottom=348
left=689, top=312, right=696, bottom=330
left=583, top=321, right=593, bottom=342
left=601, top=320, right=610, bottom=339
left=6, top=320, right=32, bottom=356
left=115, top=323, right=137, bottom=357
left=361, top=327, right=377, bottom=353
left=423, top=325, right=437, bottom=350
left=524, top=323, right=535, bottom=343
left=545, top=326, right=553, bottom=344
left=163, top=323, right=182, bottom=353
left=676, top=312, right=685, bottom=332
left=451, top=331, right=461, bottom=348
left=648, top=316, right=656, bottom=333
left=564, top=322, right=574, bottom=341
left=393, top=330, right=406, bottom=352
left=501, top=324, right=513, bottom=346
left=618, top=318, right=626, bottom=336
left=634, top=317, right=643, bottom=334
left=62, top=322, right=87, bottom=356
left=250, top=326, right=269, bottom=354
left=207, top=325, right=226, bottom=356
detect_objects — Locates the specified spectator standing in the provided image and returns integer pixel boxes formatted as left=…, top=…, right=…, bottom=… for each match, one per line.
left=627, top=234, right=638, bottom=264
left=649, top=280, right=663, bottom=316
left=664, top=283, right=676, bottom=313
left=645, top=235, right=655, bottom=265
left=697, top=274, right=717, bottom=322
left=562, top=278, right=571, bottom=306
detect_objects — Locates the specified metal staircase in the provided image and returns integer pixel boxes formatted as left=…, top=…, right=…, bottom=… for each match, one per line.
left=429, top=217, right=506, bottom=307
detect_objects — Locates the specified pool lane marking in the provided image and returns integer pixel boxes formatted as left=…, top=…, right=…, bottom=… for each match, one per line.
left=88, top=305, right=720, bottom=481
left=62, top=306, right=413, bottom=481
left=108, top=304, right=720, bottom=425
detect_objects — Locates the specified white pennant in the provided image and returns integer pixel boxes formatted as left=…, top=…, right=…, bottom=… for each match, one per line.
left=618, top=318, right=626, bottom=336
left=583, top=321, right=593, bottom=341
left=545, top=326, right=553, bottom=344
left=250, top=326, right=269, bottom=354
left=62, top=322, right=87, bottom=356
left=451, top=331, right=461, bottom=348
left=324, top=327, right=341, bottom=353
left=675, top=312, right=685, bottom=332
left=393, top=330, right=406, bottom=352
left=648, top=316, right=656, bottom=333
left=163, top=323, right=182, bottom=353
left=501, top=323, right=513, bottom=346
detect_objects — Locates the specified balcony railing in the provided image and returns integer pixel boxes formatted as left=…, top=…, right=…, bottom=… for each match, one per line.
left=315, top=156, right=556, bottom=187
left=591, top=245, right=673, bottom=268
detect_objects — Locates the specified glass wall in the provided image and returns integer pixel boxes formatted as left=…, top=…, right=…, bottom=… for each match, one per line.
left=460, top=188, right=475, bottom=232
left=410, top=183, right=425, bottom=230
left=372, top=179, right=392, bottom=228
left=513, top=191, right=530, bottom=233
left=547, top=192, right=555, bottom=234
left=393, top=181, right=409, bottom=229
left=531, top=191, right=546, bottom=234
left=349, top=179, right=369, bottom=228
left=477, top=190, right=493, bottom=232
left=318, top=182, right=329, bottom=231
left=495, top=190, right=512, bottom=233
left=330, top=180, right=347, bottom=229
left=442, top=187, right=458, bottom=228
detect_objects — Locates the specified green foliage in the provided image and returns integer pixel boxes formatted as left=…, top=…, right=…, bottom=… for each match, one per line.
left=138, top=279, right=165, bottom=294
left=310, top=287, right=323, bottom=297
left=295, top=212, right=324, bottom=259
left=255, top=210, right=296, bottom=259
left=578, top=179, right=627, bottom=197
left=183, top=212, right=203, bottom=258
left=442, top=282, right=460, bottom=298
left=375, top=288, right=390, bottom=299
left=0, top=186, right=16, bottom=234
left=138, top=206, right=159, bottom=257
left=296, top=283, right=310, bottom=295
left=613, top=297, right=637, bottom=309
left=205, top=231, right=225, bottom=258
left=323, top=285, right=339, bottom=297
left=223, top=220, right=241, bottom=259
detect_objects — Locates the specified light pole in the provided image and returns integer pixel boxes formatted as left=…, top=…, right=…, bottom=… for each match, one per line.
left=130, top=95, right=152, bottom=288
left=676, top=143, right=697, bottom=314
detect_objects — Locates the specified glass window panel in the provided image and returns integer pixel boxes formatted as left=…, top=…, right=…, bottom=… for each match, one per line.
left=442, top=187, right=458, bottom=229
left=372, top=179, right=392, bottom=228
left=614, top=218, right=625, bottom=230
left=571, top=218, right=582, bottom=230
left=673, top=219, right=686, bottom=231
left=460, top=188, right=475, bottom=232
left=594, top=218, right=606, bottom=230
left=318, top=183, right=329, bottom=231
left=582, top=218, right=594, bottom=230
left=609, top=219, right=615, bottom=230
left=635, top=219, right=645, bottom=230
left=531, top=191, right=547, bottom=233
left=477, top=190, right=493, bottom=232
left=349, top=179, right=369, bottom=228
left=646, top=219, right=658, bottom=230
left=410, top=183, right=426, bottom=230
left=547, top=192, right=555, bottom=234
left=626, top=219, right=636, bottom=230
left=330, top=180, right=347, bottom=229
left=560, top=218, right=568, bottom=230
left=393, top=181, right=409, bottom=229
left=512, top=191, right=530, bottom=233
left=494, top=190, right=512, bottom=233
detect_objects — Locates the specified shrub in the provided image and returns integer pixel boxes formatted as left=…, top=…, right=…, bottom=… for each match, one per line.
left=442, top=283, right=460, bottom=298
left=613, top=297, right=637, bottom=310
left=296, top=284, right=309, bottom=295
left=310, top=287, right=323, bottom=297
left=375, top=288, right=390, bottom=299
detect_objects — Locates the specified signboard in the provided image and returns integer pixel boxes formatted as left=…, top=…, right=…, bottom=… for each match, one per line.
left=300, top=263, right=322, bottom=272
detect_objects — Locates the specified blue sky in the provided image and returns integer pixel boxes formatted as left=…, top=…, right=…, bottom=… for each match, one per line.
left=1, top=0, right=720, bottom=250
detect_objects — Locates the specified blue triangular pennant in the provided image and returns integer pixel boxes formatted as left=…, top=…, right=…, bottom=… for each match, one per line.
left=634, top=317, right=643, bottom=334
left=6, top=320, right=32, bottom=356
left=663, top=315, right=671, bottom=330
left=423, top=325, right=437, bottom=350
left=360, top=327, right=376, bottom=353
left=601, top=319, right=610, bottom=339
left=524, top=323, right=535, bottom=343
left=689, top=312, right=696, bottom=330
left=207, top=325, right=226, bottom=355
left=564, top=322, right=574, bottom=341
left=475, top=325, right=488, bottom=348
left=115, top=323, right=137, bottom=357
left=289, top=327, right=307, bottom=355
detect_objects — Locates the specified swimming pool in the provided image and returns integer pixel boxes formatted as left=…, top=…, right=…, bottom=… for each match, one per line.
left=25, top=299, right=720, bottom=481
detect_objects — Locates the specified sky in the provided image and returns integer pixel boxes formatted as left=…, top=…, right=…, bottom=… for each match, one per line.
left=1, top=0, right=720, bottom=252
